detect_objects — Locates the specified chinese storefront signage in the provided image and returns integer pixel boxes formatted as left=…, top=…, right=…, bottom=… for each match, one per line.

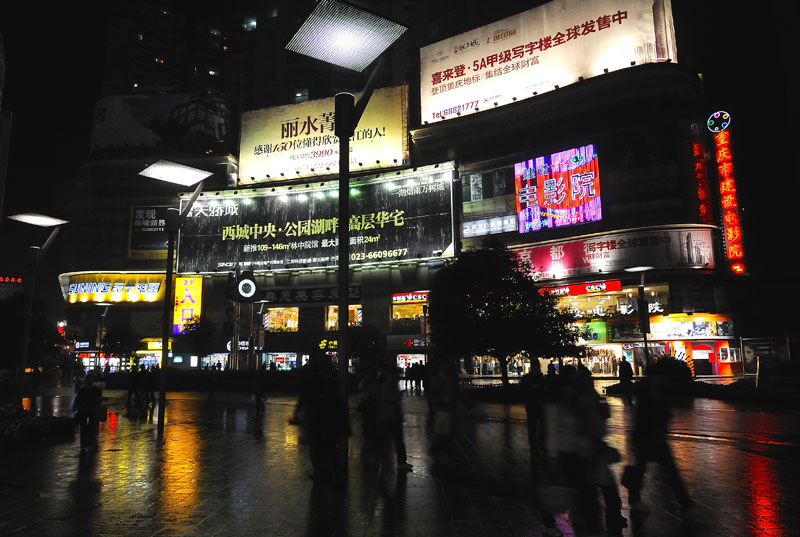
left=514, top=227, right=714, bottom=282
left=712, top=122, right=746, bottom=275
left=607, top=314, right=734, bottom=342
left=173, top=277, right=203, bottom=335
left=542, top=280, right=622, bottom=296
left=419, top=0, right=677, bottom=123
left=129, top=206, right=172, bottom=260
left=515, top=144, right=601, bottom=233
left=63, top=273, right=168, bottom=304
left=392, top=291, right=429, bottom=304
left=178, top=164, right=455, bottom=273
left=239, top=86, right=408, bottom=183
left=262, top=286, right=362, bottom=304
left=689, top=139, right=714, bottom=225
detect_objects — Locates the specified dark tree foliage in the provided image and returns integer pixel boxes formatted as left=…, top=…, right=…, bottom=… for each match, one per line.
left=0, top=293, right=64, bottom=371
left=429, top=242, right=585, bottom=385
left=102, top=324, right=143, bottom=361
left=172, top=314, right=219, bottom=359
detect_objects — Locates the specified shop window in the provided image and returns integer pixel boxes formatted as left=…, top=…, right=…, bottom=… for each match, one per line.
left=326, top=305, right=362, bottom=331
left=292, top=88, right=309, bottom=104
left=461, top=167, right=514, bottom=202
left=264, top=307, right=299, bottom=332
left=391, top=302, right=428, bottom=335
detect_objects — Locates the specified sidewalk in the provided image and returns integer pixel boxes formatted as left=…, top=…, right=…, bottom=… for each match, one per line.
left=2, top=385, right=796, bottom=536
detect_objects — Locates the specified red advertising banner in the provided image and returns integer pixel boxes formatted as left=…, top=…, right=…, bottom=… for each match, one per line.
left=542, top=279, right=622, bottom=296
left=515, top=227, right=714, bottom=281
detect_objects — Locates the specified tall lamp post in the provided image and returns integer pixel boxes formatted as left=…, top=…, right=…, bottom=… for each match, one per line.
left=287, top=0, right=407, bottom=480
left=139, top=160, right=212, bottom=429
left=7, top=212, right=68, bottom=390
left=625, top=265, right=654, bottom=373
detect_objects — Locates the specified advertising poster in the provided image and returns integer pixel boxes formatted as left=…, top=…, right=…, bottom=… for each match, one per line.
left=420, top=0, right=676, bottom=123
left=515, top=143, right=601, bottom=233
left=514, top=226, right=714, bottom=281
left=129, top=206, right=172, bottom=260
left=178, top=165, right=454, bottom=273
left=239, top=86, right=408, bottom=183
left=173, top=277, right=203, bottom=335
left=91, top=93, right=233, bottom=153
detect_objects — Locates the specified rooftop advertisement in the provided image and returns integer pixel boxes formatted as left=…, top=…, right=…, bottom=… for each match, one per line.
left=177, top=164, right=454, bottom=273
left=420, top=0, right=677, bottom=123
left=514, top=143, right=602, bottom=233
left=238, top=86, right=408, bottom=184
left=90, top=93, right=233, bottom=153
left=514, top=226, right=714, bottom=281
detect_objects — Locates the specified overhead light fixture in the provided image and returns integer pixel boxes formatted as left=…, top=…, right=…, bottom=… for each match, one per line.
left=138, top=159, right=213, bottom=186
left=286, top=0, right=407, bottom=72
left=7, top=213, right=69, bottom=227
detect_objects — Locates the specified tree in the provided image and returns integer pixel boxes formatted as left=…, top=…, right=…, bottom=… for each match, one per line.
left=172, top=314, right=219, bottom=360
left=429, top=242, right=585, bottom=386
left=102, top=324, right=143, bottom=364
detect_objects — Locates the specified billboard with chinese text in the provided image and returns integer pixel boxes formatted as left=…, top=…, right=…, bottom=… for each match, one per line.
left=178, top=164, right=454, bottom=273
left=514, top=226, right=714, bottom=281
left=239, top=86, right=408, bottom=184
left=129, top=206, right=172, bottom=260
left=420, top=0, right=676, bottom=123
left=60, top=272, right=168, bottom=304
left=173, top=277, right=203, bottom=335
left=514, top=144, right=601, bottom=233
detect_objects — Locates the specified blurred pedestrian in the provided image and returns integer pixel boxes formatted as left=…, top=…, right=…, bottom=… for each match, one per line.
left=520, top=364, right=546, bottom=460
left=622, top=372, right=696, bottom=520
left=357, top=370, right=378, bottom=455
left=205, top=365, right=217, bottom=403
left=254, top=364, right=266, bottom=413
left=376, top=362, right=412, bottom=471
left=73, top=374, right=103, bottom=453
left=427, top=363, right=457, bottom=466
left=619, top=356, right=634, bottom=405
left=126, top=365, right=140, bottom=406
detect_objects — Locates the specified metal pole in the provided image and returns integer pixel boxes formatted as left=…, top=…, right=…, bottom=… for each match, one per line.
left=19, top=246, right=40, bottom=379
left=638, top=272, right=650, bottom=372
left=158, top=209, right=178, bottom=429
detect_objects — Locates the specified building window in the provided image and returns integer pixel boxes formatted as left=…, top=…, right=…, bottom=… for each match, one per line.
left=264, top=308, right=299, bottom=332
left=267, top=8, right=278, bottom=19
left=326, top=305, right=362, bottom=331
left=210, top=28, right=220, bottom=36
left=292, top=88, right=309, bottom=104
left=243, top=17, right=257, bottom=32
left=391, top=298, right=429, bottom=335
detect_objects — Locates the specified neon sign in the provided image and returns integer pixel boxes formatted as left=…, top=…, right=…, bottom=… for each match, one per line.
left=514, top=144, right=601, bottom=234
left=541, top=280, right=622, bottom=296
left=712, top=125, right=746, bottom=275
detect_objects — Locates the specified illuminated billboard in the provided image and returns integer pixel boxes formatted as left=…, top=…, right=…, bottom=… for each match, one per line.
left=419, top=0, right=677, bottom=123
left=238, top=86, right=408, bottom=184
left=173, top=277, right=203, bottom=335
left=60, top=273, right=168, bottom=304
left=177, top=164, right=454, bottom=273
left=514, top=144, right=601, bottom=233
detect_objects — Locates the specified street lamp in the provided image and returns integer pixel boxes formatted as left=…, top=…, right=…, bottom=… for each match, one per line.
left=625, top=265, right=654, bottom=372
left=6, top=212, right=68, bottom=390
left=287, top=0, right=407, bottom=482
left=139, top=159, right=212, bottom=429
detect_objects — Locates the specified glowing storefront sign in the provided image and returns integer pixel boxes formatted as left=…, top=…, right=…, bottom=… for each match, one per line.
left=542, top=280, right=621, bottom=296
left=515, top=144, right=602, bottom=233
left=392, top=291, right=429, bottom=304
left=711, top=118, right=746, bottom=275
left=420, top=0, right=677, bottom=123
left=63, top=273, right=167, bottom=304
left=239, top=86, right=408, bottom=183
left=173, top=277, right=203, bottom=335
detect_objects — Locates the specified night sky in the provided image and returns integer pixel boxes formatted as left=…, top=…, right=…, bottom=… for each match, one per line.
left=1, top=2, right=797, bottom=321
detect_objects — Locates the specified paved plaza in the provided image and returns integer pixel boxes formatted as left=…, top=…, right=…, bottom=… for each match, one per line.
left=1, top=382, right=798, bottom=537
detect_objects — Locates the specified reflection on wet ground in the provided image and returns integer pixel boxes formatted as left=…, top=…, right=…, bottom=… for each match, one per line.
left=1, top=383, right=797, bottom=537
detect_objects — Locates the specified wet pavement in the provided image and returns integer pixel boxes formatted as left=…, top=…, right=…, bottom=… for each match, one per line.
left=1, top=382, right=798, bottom=537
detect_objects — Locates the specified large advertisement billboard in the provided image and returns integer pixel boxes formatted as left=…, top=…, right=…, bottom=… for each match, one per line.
left=514, top=143, right=601, bottom=233
left=91, top=93, right=233, bottom=153
left=420, top=0, right=676, bottom=123
left=129, top=206, right=172, bottom=260
left=177, top=164, right=454, bottom=273
left=514, top=226, right=714, bottom=281
left=238, top=86, right=408, bottom=184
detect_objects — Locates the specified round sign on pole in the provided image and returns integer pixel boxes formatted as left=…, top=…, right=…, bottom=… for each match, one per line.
left=238, top=277, right=256, bottom=299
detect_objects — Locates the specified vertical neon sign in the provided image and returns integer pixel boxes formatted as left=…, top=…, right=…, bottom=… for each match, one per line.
left=709, top=111, right=746, bottom=275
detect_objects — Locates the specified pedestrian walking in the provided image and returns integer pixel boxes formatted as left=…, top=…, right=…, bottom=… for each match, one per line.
left=622, top=371, right=696, bottom=520
left=126, top=365, right=140, bottom=406
left=205, top=365, right=217, bottom=403
left=357, top=370, right=378, bottom=455
left=254, top=364, right=266, bottom=413
left=73, top=374, right=103, bottom=453
left=376, top=362, right=412, bottom=471
left=520, top=364, right=546, bottom=462
left=618, top=356, right=634, bottom=405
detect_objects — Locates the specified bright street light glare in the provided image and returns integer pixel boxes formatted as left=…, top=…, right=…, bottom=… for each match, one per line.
left=139, top=160, right=213, bottom=186
left=624, top=265, right=655, bottom=272
left=7, top=213, right=69, bottom=227
left=286, top=0, right=407, bottom=72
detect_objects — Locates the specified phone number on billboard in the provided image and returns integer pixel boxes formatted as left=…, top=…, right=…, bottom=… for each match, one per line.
left=350, top=248, right=408, bottom=261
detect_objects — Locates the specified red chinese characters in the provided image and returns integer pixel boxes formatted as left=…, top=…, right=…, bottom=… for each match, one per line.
left=691, top=141, right=714, bottom=225
left=713, top=130, right=746, bottom=274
